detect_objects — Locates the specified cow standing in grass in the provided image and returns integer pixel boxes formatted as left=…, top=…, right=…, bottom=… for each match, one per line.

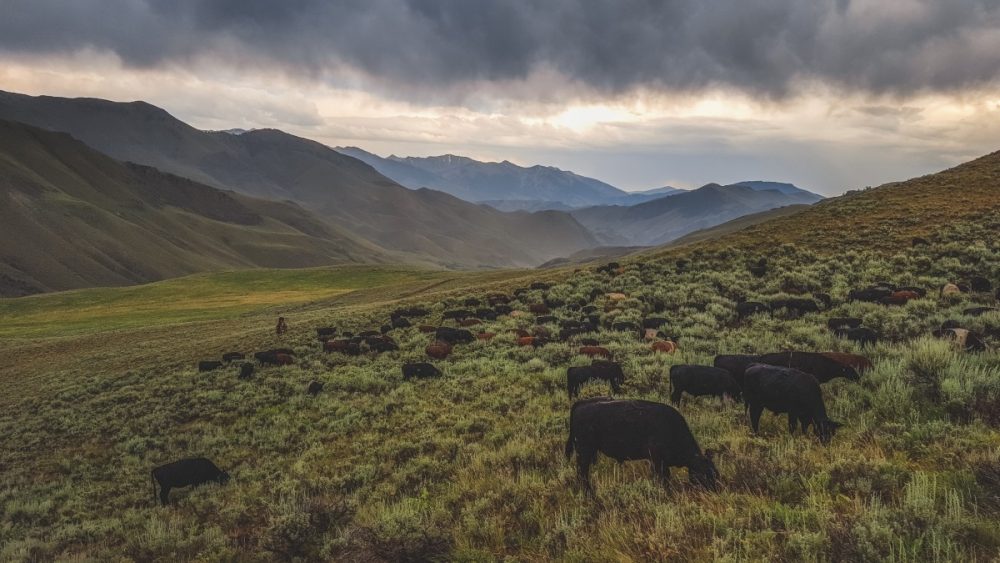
left=151, top=458, right=229, bottom=506
left=743, top=364, right=841, bottom=444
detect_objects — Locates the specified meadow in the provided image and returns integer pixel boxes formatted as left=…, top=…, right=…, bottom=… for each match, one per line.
left=1, top=213, right=999, bottom=561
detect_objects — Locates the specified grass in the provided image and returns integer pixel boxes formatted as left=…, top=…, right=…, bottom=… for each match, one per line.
left=1, top=211, right=999, bottom=561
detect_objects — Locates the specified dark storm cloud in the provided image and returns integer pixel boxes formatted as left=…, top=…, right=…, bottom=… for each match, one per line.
left=3, top=0, right=1000, bottom=99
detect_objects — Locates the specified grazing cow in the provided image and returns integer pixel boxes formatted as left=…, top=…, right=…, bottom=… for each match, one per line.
left=749, top=265, right=767, bottom=278
left=559, top=323, right=594, bottom=341
left=769, top=298, right=819, bottom=316
left=532, top=326, right=552, bottom=338
left=380, top=324, right=392, bottom=335
left=757, top=351, right=860, bottom=383
left=477, top=332, right=496, bottom=341
left=834, top=327, right=880, bottom=347
left=565, top=397, right=718, bottom=493
left=316, top=327, right=337, bottom=339
left=536, top=315, right=557, bottom=324
left=642, top=317, right=668, bottom=330
left=651, top=340, right=677, bottom=354
left=964, top=307, right=998, bottom=317
left=820, top=352, right=873, bottom=374
left=529, top=303, right=551, bottom=315
left=458, top=318, right=482, bottom=327
left=912, top=237, right=929, bottom=246
left=970, top=277, right=993, bottom=293
left=895, top=286, right=927, bottom=298
left=606, top=293, right=628, bottom=302
left=849, top=287, right=893, bottom=303
left=151, top=457, right=229, bottom=506
left=881, top=290, right=920, bottom=306
left=940, top=283, right=962, bottom=296
left=222, top=352, right=245, bottom=362
left=324, top=340, right=361, bottom=356
left=307, top=381, right=324, bottom=396
left=425, top=340, right=453, bottom=360
left=463, top=297, right=482, bottom=307
left=402, top=362, right=442, bottom=380
left=567, top=361, right=625, bottom=398
left=443, top=309, right=473, bottom=321
left=366, top=336, right=398, bottom=353
left=487, top=293, right=511, bottom=306
left=198, top=361, right=223, bottom=372
left=579, top=346, right=612, bottom=359
left=933, top=328, right=986, bottom=352
left=743, top=364, right=842, bottom=444
left=475, top=308, right=498, bottom=321
left=713, top=354, right=761, bottom=387
left=359, top=330, right=381, bottom=338
left=545, top=297, right=566, bottom=309
left=518, top=336, right=549, bottom=347
left=494, top=304, right=514, bottom=315
left=669, top=365, right=741, bottom=403
left=435, top=327, right=474, bottom=345
left=580, top=338, right=600, bottom=347
left=390, top=316, right=412, bottom=329
left=418, top=325, right=437, bottom=333
left=611, top=321, right=639, bottom=333
left=736, top=302, right=768, bottom=320
left=814, top=293, right=832, bottom=309
left=394, top=306, right=430, bottom=317
left=274, top=353, right=294, bottom=366
left=530, top=282, right=553, bottom=290
left=238, top=363, right=254, bottom=380
left=827, top=317, right=862, bottom=331
left=582, top=305, right=598, bottom=315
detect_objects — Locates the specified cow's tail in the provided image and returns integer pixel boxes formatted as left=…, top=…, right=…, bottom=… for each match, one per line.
left=150, top=471, right=156, bottom=506
left=565, top=428, right=575, bottom=460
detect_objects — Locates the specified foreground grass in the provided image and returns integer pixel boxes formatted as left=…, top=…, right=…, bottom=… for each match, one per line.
left=1, top=216, right=999, bottom=561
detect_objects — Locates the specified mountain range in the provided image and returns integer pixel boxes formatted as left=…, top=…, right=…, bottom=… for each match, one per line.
left=0, top=89, right=825, bottom=295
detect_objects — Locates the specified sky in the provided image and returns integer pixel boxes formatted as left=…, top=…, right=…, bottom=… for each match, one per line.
left=2, top=1, right=1000, bottom=195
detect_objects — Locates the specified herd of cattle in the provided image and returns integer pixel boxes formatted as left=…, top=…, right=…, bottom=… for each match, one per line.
left=153, top=263, right=998, bottom=503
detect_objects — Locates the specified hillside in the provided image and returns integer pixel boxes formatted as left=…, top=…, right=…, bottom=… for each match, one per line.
left=663, top=150, right=1000, bottom=255
left=664, top=204, right=812, bottom=248
left=0, top=91, right=599, bottom=268
left=338, top=147, right=667, bottom=209
left=570, top=183, right=821, bottom=246
left=0, top=120, right=395, bottom=296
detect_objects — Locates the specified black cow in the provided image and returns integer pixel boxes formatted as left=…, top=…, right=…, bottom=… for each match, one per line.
left=255, top=349, right=294, bottom=366
left=238, top=363, right=254, bottom=380
left=464, top=297, right=482, bottom=307
left=912, top=237, right=929, bottom=246
left=402, top=362, right=442, bottom=379
left=394, top=306, right=430, bottom=318
left=713, top=354, right=761, bottom=387
left=151, top=457, right=229, bottom=506
left=849, top=287, right=892, bottom=303
left=559, top=324, right=594, bottom=341
left=475, top=308, right=498, bottom=321
left=316, top=327, right=337, bottom=339
left=391, top=316, right=412, bottom=329
left=530, top=282, right=553, bottom=290
left=537, top=315, right=557, bottom=325
left=443, top=309, right=473, bottom=321
left=642, top=317, right=668, bottom=330
left=582, top=305, right=598, bottom=315
left=198, top=361, right=223, bottom=372
left=307, top=381, right=324, bottom=396
left=222, top=352, right=245, bottom=362
left=565, top=397, right=718, bottom=493
left=964, top=307, right=998, bottom=317
left=611, top=321, right=640, bottom=333
left=494, top=304, right=514, bottom=315
left=743, top=364, right=841, bottom=444
left=970, top=276, right=993, bottom=293
left=756, top=351, right=860, bottom=383
left=567, top=361, right=625, bottom=398
left=769, top=298, right=819, bottom=316
left=827, top=317, right=863, bottom=331
left=359, top=330, right=381, bottom=338
left=669, top=365, right=741, bottom=403
left=834, top=327, right=880, bottom=347
left=814, top=293, right=832, bottom=309
left=435, top=327, right=474, bottom=345
left=365, top=336, right=398, bottom=353
left=736, top=302, right=768, bottom=320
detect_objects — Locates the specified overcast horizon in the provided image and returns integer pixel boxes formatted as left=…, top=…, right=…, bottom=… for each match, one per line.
left=3, top=0, right=1000, bottom=195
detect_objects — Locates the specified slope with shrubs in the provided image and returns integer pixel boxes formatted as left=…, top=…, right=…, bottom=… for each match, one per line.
left=2, top=195, right=999, bottom=560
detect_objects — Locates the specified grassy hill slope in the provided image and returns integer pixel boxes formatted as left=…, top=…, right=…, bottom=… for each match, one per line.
left=0, top=120, right=390, bottom=296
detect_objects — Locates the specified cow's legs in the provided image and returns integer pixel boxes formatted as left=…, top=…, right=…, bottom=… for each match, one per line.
left=576, top=448, right=597, bottom=494
left=652, top=457, right=671, bottom=486
left=787, top=415, right=798, bottom=435
left=748, top=404, right=764, bottom=434
left=159, top=486, right=171, bottom=506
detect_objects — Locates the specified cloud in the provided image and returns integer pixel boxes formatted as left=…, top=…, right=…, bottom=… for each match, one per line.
left=3, top=0, right=1000, bottom=104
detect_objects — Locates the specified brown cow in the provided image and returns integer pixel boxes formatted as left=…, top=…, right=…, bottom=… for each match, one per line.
left=579, top=346, right=612, bottom=359
left=275, top=353, right=294, bottom=366
left=532, top=326, right=552, bottom=338
left=643, top=328, right=659, bottom=341
left=477, top=332, right=496, bottom=341
left=820, top=352, right=873, bottom=374
left=881, top=290, right=920, bottom=306
left=418, top=325, right=437, bottom=333
left=529, top=304, right=551, bottom=315
left=941, top=283, right=962, bottom=296
left=651, top=341, right=678, bottom=354
left=517, top=336, right=537, bottom=347
left=606, top=293, right=628, bottom=301
left=459, top=318, right=482, bottom=327
left=425, top=340, right=453, bottom=360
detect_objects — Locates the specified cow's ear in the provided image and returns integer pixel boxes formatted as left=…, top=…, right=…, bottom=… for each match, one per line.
left=704, top=448, right=716, bottom=460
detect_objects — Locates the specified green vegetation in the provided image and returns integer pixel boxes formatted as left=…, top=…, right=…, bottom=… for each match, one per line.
left=1, top=210, right=999, bottom=561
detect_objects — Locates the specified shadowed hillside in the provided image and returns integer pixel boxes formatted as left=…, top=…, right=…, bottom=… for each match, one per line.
left=0, top=120, right=390, bottom=296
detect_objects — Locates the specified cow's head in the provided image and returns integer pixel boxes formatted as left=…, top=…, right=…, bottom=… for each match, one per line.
left=816, top=420, right=842, bottom=445
left=217, top=471, right=231, bottom=485
left=688, top=450, right=719, bottom=491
